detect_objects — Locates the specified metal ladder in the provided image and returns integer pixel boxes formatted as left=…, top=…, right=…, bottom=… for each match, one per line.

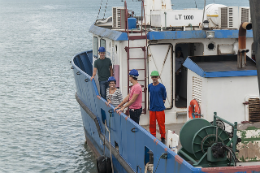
left=124, top=0, right=148, bottom=114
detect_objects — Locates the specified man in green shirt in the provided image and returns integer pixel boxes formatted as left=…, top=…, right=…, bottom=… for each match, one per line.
left=91, top=47, right=113, bottom=99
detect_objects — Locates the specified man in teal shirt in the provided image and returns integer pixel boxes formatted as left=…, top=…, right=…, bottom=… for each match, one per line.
left=91, top=47, right=113, bottom=99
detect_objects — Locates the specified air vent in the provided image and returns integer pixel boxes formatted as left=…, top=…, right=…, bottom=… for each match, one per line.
left=248, top=98, right=260, bottom=122
left=112, top=7, right=125, bottom=28
left=221, top=7, right=228, bottom=28
left=219, top=7, right=239, bottom=29
left=241, top=8, right=250, bottom=23
left=228, top=8, right=233, bottom=28
left=113, top=8, right=117, bottom=28
left=117, top=9, right=121, bottom=28
left=192, top=76, right=202, bottom=105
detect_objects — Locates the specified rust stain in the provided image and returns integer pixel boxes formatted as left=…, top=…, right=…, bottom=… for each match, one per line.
left=175, top=155, right=183, bottom=164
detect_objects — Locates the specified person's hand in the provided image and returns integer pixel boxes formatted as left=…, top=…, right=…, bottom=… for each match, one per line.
left=114, top=105, right=120, bottom=111
left=105, top=101, right=110, bottom=106
left=91, top=76, right=94, bottom=81
left=116, top=107, right=124, bottom=114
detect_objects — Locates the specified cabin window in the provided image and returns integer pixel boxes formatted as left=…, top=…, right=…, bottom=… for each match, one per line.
left=93, top=36, right=98, bottom=58
left=208, top=43, right=215, bottom=50
left=100, top=39, right=106, bottom=50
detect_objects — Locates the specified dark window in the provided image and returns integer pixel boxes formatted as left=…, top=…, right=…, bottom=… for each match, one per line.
left=208, top=43, right=215, bottom=50
left=93, top=36, right=98, bottom=58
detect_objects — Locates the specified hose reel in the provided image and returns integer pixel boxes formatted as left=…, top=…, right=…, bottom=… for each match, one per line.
left=177, top=114, right=239, bottom=167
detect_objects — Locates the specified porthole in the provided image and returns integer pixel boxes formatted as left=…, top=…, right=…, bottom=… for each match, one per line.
left=208, top=43, right=215, bottom=50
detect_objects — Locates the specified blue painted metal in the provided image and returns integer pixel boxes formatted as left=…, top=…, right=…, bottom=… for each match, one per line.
left=89, top=23, right=128, bottom=41
left=147, top=30, right=253, bottom=40
left=128, top=18, right=136, bottom=29
left=72, top=50, right=260, bottom=173
left=183, top=57, right=257, bottom=78
left=89, top=24, right=253, bottom=41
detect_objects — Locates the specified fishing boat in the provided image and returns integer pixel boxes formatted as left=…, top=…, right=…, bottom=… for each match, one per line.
left=71, top=0, right=260, bottom=172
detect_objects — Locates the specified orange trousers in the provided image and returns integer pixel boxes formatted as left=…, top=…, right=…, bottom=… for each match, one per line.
left=149, top=111, right=166, bottom=139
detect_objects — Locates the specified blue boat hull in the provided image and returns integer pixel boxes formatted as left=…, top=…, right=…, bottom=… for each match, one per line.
left=71, top=50, right=260, bottom=173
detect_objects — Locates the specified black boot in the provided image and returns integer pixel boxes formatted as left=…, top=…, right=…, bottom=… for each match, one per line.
left=161, top=138, right=165, bottom=144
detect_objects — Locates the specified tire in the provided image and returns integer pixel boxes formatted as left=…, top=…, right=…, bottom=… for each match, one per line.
left=96, top=156, right=112, bottom=173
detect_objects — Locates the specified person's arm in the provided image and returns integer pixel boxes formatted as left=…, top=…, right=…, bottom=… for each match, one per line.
left=162, top=85, right=167, bottom=103
left=121, top=93, right=139, bottom=109
left=106, top=89, right=110, bottom=105
left=91, top=68, right=97, bottom=81
left=114, top=95, right=129, bottom=111
left=110, top=66, right=113, bottom=76
left=116, top=93, right=139, bottom=113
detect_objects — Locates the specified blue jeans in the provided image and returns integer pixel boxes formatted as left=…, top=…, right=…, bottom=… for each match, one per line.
left=99, top=81, right=108, bottom=100
left=129, top=108, right=142, bottom=124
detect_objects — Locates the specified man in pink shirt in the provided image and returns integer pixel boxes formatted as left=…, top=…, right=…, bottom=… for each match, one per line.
left=114, top=69, right=142, bottom=124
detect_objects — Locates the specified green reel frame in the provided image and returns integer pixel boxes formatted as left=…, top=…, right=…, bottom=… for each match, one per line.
left=178, top=112, right=238, bottom=167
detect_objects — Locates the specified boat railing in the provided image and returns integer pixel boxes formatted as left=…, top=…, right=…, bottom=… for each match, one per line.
left=71, top=51, right=201, bottom=173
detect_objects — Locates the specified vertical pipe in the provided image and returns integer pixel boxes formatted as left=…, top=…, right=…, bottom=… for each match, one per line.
left=249, top=0, right=260, bottom=95
left=238, top=22, right=252, bottom=68
left=164, top=12, right=167, bottom=30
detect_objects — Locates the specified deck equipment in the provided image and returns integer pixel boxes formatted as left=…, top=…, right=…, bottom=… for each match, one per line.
left=178, top=113, right=240, bottom=167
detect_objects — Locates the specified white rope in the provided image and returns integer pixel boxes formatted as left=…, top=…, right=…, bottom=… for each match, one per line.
left=105, top=121, right=114, bottom=173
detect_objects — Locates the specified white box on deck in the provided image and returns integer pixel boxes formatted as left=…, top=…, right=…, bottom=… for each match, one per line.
left=150, top=9, right=203, bottom=27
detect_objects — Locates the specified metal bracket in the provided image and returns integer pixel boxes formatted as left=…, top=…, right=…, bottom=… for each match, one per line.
left=243, top=101, right=249, bottom=105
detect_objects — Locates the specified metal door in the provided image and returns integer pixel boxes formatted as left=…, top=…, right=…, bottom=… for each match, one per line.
left=148, top=44, right=173, bottom=109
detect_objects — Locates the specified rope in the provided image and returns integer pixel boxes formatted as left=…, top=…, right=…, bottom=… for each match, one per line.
left=103, top=120, right=107, bottom=155
left=153, top=153, right=165, bottom=173
left=193, top=0, right=197, bottom=8
left=103, top=0, right=109, bottom=19
left=105, top=119, right=114, bottom=173
left=96, top=0, right=104, bottom=20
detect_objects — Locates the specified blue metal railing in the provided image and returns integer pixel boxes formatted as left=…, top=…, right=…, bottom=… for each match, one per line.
left=71, top=50, right=201, bottom=173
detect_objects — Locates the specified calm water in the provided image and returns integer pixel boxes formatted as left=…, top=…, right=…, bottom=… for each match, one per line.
left=0, top=0, right=249, bottom=172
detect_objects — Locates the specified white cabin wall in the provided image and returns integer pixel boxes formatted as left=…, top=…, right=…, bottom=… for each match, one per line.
left=117, top=41, right=128, bottom=98
left=187, top=70, right=208, bottom=121
left=187, top=71, right=259, bottom=123
left=205, top=76, right=258, bottom=123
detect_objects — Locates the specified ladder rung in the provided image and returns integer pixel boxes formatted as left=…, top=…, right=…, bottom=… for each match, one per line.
left=129, top=69, right=145, bottom=71
left=128, top=46, right=145, bottom=49
left=128, top=35, right=147, bottom=40
left=129, top=58, right=145, bottom=60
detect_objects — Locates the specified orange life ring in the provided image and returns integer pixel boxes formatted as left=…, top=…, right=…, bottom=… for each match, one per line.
left=188, top=99, right=201, bottom=119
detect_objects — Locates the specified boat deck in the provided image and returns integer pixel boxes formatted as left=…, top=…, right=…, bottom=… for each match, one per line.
left=142, top=123, right=184, bottom=148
